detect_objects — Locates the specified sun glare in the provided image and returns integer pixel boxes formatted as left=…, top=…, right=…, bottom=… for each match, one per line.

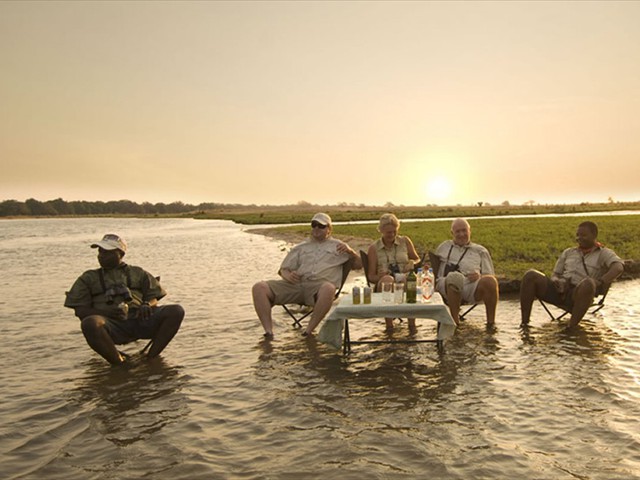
left=424, top=176, right=452, bottom=204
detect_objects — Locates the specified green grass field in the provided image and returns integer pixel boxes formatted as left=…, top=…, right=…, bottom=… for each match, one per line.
left=272, top=215, right=639, bottom=281
left=193, top=201, right=640, bottom=225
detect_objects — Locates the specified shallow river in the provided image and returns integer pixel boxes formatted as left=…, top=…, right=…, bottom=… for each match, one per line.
left=1, top=217, right=639, bottom=479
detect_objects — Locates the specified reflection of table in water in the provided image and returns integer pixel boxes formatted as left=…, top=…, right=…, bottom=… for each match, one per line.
left=318, top=293, right=456, bottom=353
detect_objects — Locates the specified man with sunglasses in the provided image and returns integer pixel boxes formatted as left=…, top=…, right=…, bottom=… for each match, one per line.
left=64, top=234, right=185, bottom=365
left=252, top=213, right=361, bottom=338
left=519, top=221, right=624, bottom=328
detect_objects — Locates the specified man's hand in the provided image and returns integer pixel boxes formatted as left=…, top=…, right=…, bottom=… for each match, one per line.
left=551, top=276, right=568, bottom=294
left=466, top=271, right=481, bottom=282
left=336, top=242, right=355, bottom=256
left=138, top=302, right=153, bottom=321
left=282, top=269, right=301, bottom=284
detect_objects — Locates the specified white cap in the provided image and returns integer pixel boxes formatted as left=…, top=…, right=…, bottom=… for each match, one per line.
left=311, top=212, right=332, bottom=226
left=91, top=233, right=127, bottom=253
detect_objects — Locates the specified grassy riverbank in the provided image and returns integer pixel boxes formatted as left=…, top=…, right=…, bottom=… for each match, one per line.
left=250, top=215, right=640, bottom=290
left=194, top=201, right=640, bottom=224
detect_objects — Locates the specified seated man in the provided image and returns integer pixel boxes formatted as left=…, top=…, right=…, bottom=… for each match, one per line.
left=434, top=218, right=499, bottom=326
left=252, top=212, right=362, bottom=338
left=64, top=234, right=185, bottom=366
left=520, top=221, right=624, bottom=328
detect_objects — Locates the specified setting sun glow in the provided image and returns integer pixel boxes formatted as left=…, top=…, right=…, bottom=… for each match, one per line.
left=424, top=176, right=452, bottom=204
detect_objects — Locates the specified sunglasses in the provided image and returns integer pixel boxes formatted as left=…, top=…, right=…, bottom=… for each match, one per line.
left=311, top=221, right=328, bottom=229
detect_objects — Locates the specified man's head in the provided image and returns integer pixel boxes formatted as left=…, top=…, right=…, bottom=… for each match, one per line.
left=576, top=221, right=598, bottom=249
left=310, top=212, right=332, bottom=241
left=91, top=233, right=127, bottom=269
left=451, top=218, right=471, bottom=246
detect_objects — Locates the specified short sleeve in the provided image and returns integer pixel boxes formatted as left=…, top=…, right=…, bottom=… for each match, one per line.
left=64, top=272, right=93, bottom=308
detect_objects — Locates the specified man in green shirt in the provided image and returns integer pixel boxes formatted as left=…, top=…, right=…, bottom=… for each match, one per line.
left=65, top=233, right=184, bottom=365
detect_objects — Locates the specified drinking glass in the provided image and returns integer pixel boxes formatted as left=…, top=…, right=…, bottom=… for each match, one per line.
left=381, top=281, right=393, bottom=303
left=394, top=282, right=404, bottom=303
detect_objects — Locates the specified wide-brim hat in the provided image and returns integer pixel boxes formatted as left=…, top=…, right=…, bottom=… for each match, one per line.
left=91, top=233, right=127, bottom=253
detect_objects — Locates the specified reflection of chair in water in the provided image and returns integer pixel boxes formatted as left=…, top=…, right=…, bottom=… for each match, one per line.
left=428, top=251, right=478, bottom=321
left=283, top=258, right=353, bottom=328
left=538, top=283, right=611, bottom=321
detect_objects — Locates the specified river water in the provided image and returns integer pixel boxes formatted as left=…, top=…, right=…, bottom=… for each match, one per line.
left=1, top=217, right=639, bottom=479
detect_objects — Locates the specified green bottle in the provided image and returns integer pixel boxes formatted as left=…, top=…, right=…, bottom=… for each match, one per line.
left=405, top=270, right=417, bottom=303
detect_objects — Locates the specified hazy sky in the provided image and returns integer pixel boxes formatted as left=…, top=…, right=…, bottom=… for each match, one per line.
left=1, top=1, right=639, bottom=207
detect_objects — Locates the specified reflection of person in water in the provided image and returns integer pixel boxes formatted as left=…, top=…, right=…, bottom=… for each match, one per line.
left=71, top=359, right=189, bottom=445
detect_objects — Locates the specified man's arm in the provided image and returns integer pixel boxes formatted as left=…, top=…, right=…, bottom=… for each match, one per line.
left=599, top=261, right=624, bottom=286
left=550, top=250, right=568, bottom=282
left=337, top=241, right=362, bottom=269
left=277, top=245, right=302, bottom=283
left=480, top=246, right=495, bottom=275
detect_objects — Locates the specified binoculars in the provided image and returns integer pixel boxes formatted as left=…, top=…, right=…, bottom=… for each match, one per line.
left=104, top=284, right=133, bottom=304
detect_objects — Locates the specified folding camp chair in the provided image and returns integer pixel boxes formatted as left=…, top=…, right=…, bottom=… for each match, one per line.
left=360, top=250, right=373, bottom=288
left=427, top=251, right=478, bottom=320
left=283, top=258, right=353, bottom=328
left=538, top=283, right=611, bottom=321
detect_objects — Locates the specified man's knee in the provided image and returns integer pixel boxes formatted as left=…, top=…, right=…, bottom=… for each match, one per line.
left=476, top=275, right=498, bottom=301
left=575, top=277, right=597, bottom=297
left=81, top=315, right=105, bottom=336
left=316, top=282, right=336, bottom=301
left=521, top=270, right=547, bottom=297
left=252, top=281, right=274, bottom=302
left=522, top=269, right=544, bottom=286
left=161, top=304, right=185, bottom=324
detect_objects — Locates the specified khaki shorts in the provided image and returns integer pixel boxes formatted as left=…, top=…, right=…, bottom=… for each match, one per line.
left=267, top=279, right=334, bottom=306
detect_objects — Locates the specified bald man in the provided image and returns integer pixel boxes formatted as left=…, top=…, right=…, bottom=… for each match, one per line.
left=434, top=218, right=499, bottom=326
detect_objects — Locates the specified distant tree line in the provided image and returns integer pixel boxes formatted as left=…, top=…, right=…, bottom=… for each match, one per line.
left=0, top=198, right=226, bottom=217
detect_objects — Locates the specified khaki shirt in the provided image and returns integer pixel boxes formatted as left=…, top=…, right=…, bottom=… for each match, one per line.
left=553, top=246, right=623, bottom=286
left=373, top=236, right=412, bottom=274
left=64, top=263, right=166, bottom=319
left=435, top=240, right=495, bottom=278
left=280, top=237, right=350, bottom=288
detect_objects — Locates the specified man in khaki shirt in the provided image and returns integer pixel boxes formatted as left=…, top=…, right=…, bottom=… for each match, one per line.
left=520, top=221, right=624, bottom=328
left=252, top=213, right=361, bottom=339
left=435, top=218, right=499, bottom=326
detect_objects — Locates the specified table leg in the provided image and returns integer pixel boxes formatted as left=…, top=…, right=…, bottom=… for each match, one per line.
left=343, top=319, right=351, bottom=354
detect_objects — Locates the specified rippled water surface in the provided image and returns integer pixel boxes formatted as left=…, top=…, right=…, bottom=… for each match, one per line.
left=1, top=218, right=639, bottom=479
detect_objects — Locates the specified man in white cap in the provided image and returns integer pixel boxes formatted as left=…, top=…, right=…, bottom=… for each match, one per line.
left=434, top=218, right=499, bottom=326
left=252, top=213, right=361, bottom=338
left=64, top=233, right=185, bottom=365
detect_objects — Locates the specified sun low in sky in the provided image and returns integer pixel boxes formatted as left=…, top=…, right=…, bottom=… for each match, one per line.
left=1, top=1, right=639, bottom=207
left=424, top=176, right=453, bottom=205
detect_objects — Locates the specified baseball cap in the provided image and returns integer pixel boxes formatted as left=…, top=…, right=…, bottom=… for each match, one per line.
left=311, top=212, right=332, bottom=226
left=91, top=233, right=127, bottom=253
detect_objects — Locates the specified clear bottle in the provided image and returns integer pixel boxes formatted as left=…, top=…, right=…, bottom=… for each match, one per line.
left=422, top=268, right=435, bottom=302
left=416, top=268, right=424, bottom=303
left=405, top=270, right=417, bottom=303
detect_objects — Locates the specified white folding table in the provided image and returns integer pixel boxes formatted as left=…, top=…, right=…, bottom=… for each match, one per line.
left=318, top=293, right=456, bottom=353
